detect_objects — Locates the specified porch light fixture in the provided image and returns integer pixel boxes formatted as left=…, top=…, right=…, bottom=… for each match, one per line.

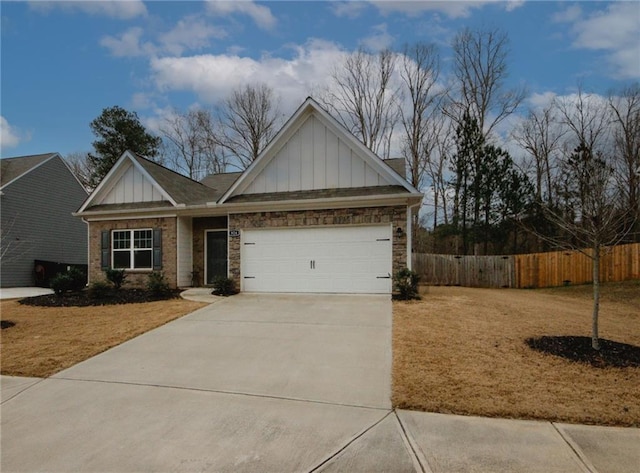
left=396, top=227, right=404, bottom=237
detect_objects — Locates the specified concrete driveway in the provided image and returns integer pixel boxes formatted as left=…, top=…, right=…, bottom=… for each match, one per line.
left=2, top=294, right=414, bottom=472
left=2, top=293, right=639, bottom=472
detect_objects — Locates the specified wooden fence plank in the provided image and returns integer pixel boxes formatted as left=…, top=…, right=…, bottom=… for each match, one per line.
left=412, top=243, right=639, bottom=289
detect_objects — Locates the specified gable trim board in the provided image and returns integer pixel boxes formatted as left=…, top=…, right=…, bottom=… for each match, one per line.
left=76, top=97, right=422, bottom=293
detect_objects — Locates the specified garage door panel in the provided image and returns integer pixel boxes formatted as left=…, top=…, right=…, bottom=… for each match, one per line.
left=241, top=225, right=392, bottom=294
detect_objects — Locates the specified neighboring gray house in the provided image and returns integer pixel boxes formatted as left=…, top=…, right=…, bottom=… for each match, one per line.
left=1, top=153, right=88, bottom=287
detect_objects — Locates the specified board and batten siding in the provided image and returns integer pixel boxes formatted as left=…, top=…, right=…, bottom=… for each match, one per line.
left=244, top=114, right=389, bottom=194
left=0, top=156, right=88, bottom=287
left=100, top=161, right=165, bottom=205
left=176, top=216, right=193, bottom=287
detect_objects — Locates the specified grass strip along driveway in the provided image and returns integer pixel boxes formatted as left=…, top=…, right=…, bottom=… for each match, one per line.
left=1, top=298, right=207, bottom=378
left=393, top=282, right=640, bottom=427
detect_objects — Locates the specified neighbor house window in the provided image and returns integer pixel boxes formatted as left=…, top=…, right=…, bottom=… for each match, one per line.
left=112, top=229, right=153, bottom=269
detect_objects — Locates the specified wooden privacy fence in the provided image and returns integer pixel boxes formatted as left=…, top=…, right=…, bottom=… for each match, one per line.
left=412, top=253, right=516, bottom=288
left=412, top=243, right=640, bottom=289
left=514, top=243, right=640, bottom=289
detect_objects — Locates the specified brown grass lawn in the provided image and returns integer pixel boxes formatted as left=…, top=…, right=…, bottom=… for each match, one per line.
left=0, top=298, right=207, bottom=378
left=393, top=281, right=640, bottom=427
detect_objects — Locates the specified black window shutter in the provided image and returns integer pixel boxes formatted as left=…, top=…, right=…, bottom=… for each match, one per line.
left=153, top=228, right=162, bottom=270
left=101, top=230, right=110, bottom=270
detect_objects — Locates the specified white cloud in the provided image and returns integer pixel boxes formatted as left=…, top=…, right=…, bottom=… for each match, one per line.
left=330, top=1, right=369, bottom=19
left=360, top=23, right=394, bottom=51
left=100, top=27, right=156, bottom=57
left=101, top=17, right=226, bottom=58
left=150, top=38, right=347, bottom=113
left=551, top=4, right=582, bottom=23
left=159, top=16, right=226, bottom=56
left=370, top=1, right=522, bottom=19
left=560, top=2, right=640, bottom=80
left=0, top=116, right=26, bottom=151
left=205, top=0, right=276, bottom=31
left=29, top=0, right=147, bottom=20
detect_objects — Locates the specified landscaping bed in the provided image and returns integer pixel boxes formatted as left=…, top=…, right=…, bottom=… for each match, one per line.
left=19, top=288, right=183, bottom=307
left=392, top=281, right=640, bottom=427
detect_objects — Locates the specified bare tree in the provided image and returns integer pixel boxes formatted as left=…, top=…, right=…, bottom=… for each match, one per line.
left=512, top=104, right=565, bottom=207
left=423, top=115, right=453, bottom=229
left=398, top=42, right=443, bottom=190
left=531, top=144, right=633, bottom=350
left=64, top=151, right=94, bottom=191
left=609, top=83, right=640, bottom=236
left=160, top=108, right=227, bottom=180
left=321, top=48, right=400, bottom=159
left=555, top=84, right=612, bottom=154
left=217, top=83, right=282, bottom=170
left=448, top=27, right=525, bottom=137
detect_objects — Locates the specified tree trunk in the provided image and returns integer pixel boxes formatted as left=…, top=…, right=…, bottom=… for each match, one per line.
left=592, top=245, right=601, bottom=351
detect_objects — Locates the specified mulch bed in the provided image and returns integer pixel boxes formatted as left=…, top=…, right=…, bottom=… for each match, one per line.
left=526, top=336, right=640, bottom=368
left=19, top=288, right=182, bottom=307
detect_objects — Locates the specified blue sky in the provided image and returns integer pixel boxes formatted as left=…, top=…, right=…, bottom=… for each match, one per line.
left=1, top=1, right=639, bottom=159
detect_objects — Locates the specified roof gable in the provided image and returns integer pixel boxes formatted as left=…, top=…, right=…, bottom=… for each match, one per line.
left=221, top=98, right=417, bottom=202
left=78, top=151, right=225, bottom=213
left=78, top=151, right=177, bottom=212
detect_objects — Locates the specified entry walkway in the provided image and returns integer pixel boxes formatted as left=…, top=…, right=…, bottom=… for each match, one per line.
left=1, top=294, right=638, bottom=472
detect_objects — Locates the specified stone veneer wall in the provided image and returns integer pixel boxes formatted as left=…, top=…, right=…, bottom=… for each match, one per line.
left=88, top=217, right=177, bottom=288
left=191, top=216, right=228, bottom=286
left=228, top=206, right=407, bottom=290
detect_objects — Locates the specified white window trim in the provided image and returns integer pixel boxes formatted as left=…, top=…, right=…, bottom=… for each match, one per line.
left=112, top=228, right=154, bottom=270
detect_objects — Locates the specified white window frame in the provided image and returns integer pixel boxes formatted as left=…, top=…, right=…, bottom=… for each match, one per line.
left=112, top=228, right=153, bottom=270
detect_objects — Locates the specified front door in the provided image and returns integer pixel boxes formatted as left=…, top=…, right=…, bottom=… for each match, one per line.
left=206, top=231, right=228, bottom=284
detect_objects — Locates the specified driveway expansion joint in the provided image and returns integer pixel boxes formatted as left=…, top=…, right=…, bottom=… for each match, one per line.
left=50, top=376, right=392, bottom=411
left=551, top=423, right=599, bottom=473
left=307, top=411, right=394, bottom=473
left=394, top=410, right=432, bottom=473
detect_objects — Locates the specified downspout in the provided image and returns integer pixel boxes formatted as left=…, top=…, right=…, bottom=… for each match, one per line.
left=82, top=218, right=90, bottom=285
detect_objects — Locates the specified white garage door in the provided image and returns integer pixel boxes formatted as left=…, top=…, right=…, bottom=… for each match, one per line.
left=241, top=225, right=392, bottom=293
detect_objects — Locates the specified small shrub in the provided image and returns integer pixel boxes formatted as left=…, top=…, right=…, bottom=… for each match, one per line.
left=66, top=266, right=87, bottom=292
left=88, top=280, right=112, bottom=300
left=105, top=268, right=127, bottom=290
left=147, top=271, right=170, bottom=298
left=50, top=273, right=74, bottom=296
left=393, top=268, right=421, bottom=300
left=211, top=276, right=237, bottom=296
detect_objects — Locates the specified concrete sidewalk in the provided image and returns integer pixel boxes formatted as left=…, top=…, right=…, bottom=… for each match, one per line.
left=1, top=294, right=638, bottom=472
left=0, top=287, right=53, bottom=299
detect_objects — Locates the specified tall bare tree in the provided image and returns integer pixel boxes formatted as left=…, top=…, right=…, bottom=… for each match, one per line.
left=217, top=83, right=282, bottom=170
left=512, top=104, right=565, bottom=207
left=398, top=42, right=443, bottom=190
left=160, top=108, right=228, bottom=180
left=609, top=83, right=640, bottom=237
left=64, top=151, right=94, bottom=191
left=321, top=48, right=399, bottom=159
left=448, top=27, right=525, bottom=137
left=555, top=86, right=612, bottom=154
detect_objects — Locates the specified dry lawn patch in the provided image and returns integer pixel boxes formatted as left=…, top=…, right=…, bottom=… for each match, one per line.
left=1, top=298, right=207, bottom=378
left=393, top=282, right=640, bottom=426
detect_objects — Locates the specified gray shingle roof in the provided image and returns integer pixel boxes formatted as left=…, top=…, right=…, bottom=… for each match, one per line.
left=200, top=172, right=242, bottom=200
left=226, top=185, right=410, bottom=203
left=383, top=158, right=406, bottom=179
left=128, top=153, right=220, bottom=205
left=0, top=153, right=58, bottom=188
